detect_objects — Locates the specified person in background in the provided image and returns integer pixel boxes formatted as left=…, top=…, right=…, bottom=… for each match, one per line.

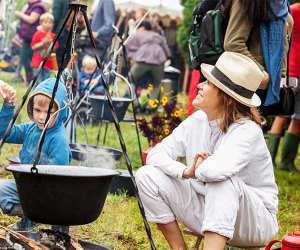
left=90, top=0, right=116, bottom=61
left=0, top=78, right=71, bottom=232
left=31, top=12, right=59, bottom=82
left=267, top=1, right=300, bottom=171
left=223, top=0, right=292, bottom=108
left=79, top=55, right=105, bottom=95
left=0, top=0, right=5, bottom=41
left=15, top=0, right=46, bottom=84
left=52, top=0, right=71, bottom=65
left=126, top=20, right=171, bottom=99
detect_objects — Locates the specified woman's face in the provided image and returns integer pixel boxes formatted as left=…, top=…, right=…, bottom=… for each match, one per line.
left=192, top=80, right=223, bottom=119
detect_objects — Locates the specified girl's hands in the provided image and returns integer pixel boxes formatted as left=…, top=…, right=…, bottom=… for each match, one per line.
left=0, top=80, right=17, bottom=105
left=182, top=152, right=210, bottom=179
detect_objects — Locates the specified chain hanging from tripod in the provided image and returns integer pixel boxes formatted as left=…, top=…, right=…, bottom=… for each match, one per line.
left=63, top=6, right=81, bottom=102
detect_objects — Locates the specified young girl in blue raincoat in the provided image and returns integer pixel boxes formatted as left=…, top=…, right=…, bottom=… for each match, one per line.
left=0, top=78, right=71, bottom=231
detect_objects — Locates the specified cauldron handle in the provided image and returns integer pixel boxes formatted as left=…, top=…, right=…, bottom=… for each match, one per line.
left=31, top=166, right=38, bottom=174
left=265, top=239, right=281, bottom=250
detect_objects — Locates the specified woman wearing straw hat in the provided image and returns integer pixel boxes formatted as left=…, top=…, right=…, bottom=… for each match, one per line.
left=136, top=52, right=278, bottom=250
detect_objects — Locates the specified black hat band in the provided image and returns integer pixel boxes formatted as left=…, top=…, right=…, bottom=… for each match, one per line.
left=211, top=67, right=254, bottom=99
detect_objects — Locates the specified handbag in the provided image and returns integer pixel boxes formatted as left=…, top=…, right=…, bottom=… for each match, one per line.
left=263, top=85, right=295, bottom=116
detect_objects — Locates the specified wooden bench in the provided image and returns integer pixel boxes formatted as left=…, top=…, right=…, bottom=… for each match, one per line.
left=183, top=228, right=264, bottom=250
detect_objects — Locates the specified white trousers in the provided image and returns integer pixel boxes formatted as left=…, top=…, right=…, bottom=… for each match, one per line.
left=135, top=166, right=278, bottom=247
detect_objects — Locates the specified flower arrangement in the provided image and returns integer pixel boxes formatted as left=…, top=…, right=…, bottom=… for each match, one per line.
left=137, top=84, right=186, bottom=146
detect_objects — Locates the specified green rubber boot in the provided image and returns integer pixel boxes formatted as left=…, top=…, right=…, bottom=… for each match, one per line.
left=280, top=132, right=300, bottom=172
left=266, top=133, right=281, bottom=167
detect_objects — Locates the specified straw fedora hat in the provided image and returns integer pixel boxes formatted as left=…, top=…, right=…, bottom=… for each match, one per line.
left=201, top=52, right=264, bottom=107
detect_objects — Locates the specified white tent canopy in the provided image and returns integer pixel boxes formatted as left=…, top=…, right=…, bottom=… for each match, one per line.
left=113, top=0, right=183, bottom=17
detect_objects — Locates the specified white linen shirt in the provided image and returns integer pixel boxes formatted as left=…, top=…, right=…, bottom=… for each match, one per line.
left=147, top=110, right=278, bottom=214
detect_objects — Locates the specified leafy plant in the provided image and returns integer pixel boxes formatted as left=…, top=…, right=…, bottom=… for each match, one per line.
left=137, top=85, right=186, bottom=145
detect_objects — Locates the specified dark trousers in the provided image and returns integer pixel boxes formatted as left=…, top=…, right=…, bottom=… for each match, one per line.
left=130, top=62, right=164, bottom=99
left=20, top=40, right=33, bottom=83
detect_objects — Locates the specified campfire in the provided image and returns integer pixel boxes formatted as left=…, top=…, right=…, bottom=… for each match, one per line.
left=0, top=226, right=107, bottom=250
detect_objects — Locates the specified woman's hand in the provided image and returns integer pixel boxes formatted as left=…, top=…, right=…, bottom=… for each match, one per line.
left=259, top=71, right=269, bottom=90
left=183, top=152, right=209, bottom=179
left=0, top=80, right=17, bottom=105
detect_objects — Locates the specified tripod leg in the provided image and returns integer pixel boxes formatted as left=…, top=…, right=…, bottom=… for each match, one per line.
left=102, top=122, right=109, bottom=145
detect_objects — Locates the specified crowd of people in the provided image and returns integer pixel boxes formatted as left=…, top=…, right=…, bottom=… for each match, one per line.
left=0, top=0, right=182, bottom=98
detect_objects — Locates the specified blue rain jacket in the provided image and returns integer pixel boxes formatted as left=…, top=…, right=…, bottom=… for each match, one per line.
left=0, top=78, right=71, bottom=165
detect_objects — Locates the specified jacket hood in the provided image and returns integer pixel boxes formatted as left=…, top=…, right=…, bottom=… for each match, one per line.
left=27, top=78, right=69, bottom=128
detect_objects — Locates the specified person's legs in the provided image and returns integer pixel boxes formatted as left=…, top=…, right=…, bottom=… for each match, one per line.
left=267, top=116, right=289, bottom=166
left=280, top=118, right=300, bottom=171
left=0, top=179, right=36, bottom=231
left=150, top=64, right=164, bottom=99
left=202, top=177, right=277, bottom=248
left=20, top=40, right=33, bottom=84
left=0, top=179, right=20, bottom=214
left=130, top=62, right=150, bottom=88
left=203, top=231, right=227, bottom=250
left=157, top=221, right=187, bottom=250
left=135, top=166, right=205, bottom=249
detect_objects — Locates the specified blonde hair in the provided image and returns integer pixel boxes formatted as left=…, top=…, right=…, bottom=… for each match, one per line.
left=218, top=90, right=262, bottom=133
left=34, top=94, right=58, bottom=111
left=39, top=12, right=54, bottom=24
left=82, top=55, right=97, bottom=68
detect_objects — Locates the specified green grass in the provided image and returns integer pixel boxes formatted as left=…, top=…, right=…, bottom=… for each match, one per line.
left=0, top=71, right=300, bottom=249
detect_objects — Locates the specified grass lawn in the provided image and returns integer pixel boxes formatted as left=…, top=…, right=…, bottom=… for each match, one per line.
left=0, top=71, right=299, bottom=249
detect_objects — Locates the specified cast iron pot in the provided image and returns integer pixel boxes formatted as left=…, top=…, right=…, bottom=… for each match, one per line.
left=70, top=143, right=122, bottom=162
left=6, top=164, right=119, bottom=226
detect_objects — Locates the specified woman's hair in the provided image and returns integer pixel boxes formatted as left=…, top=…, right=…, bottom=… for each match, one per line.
left=239, top=0, right=270, bottom=26
left=140, top=20, right=152, bottom=31
left=218, top=90, right=262, bottom=133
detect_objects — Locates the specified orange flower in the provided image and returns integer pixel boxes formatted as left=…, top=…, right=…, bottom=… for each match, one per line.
left=147, top=84, right=153, bottom=92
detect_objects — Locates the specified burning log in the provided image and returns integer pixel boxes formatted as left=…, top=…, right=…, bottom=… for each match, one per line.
left=0, top=225, right=46, bottom=249
left=0, top=226, right=86, bottom=250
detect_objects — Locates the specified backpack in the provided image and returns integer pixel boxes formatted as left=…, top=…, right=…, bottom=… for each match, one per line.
left=189, top=1, right=225, bottom=69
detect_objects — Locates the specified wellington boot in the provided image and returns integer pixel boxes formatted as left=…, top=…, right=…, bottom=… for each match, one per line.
left=266, top=133, right=281, bottom=167
left=280, top=132, right=300, bottom=172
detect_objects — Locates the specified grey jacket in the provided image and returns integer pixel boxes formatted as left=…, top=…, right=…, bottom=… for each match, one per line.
left=126, top=30, right=171, bottom=65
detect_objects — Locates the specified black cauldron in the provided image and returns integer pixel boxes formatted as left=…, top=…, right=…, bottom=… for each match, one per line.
left=88, top=95, right=131, bottom=122
left=70, top=143, right=122, bottom=162
left=6, top=164, right=119, bottom=226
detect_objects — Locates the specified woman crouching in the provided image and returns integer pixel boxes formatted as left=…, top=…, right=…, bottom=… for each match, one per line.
left=136, top=52, right=278, bottom=250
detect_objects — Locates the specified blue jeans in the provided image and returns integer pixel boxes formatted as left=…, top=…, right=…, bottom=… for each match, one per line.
left=0, top=179, right=20, bottom=214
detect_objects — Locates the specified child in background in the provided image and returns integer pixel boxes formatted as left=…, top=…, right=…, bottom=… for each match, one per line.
left=31, top=13, right=59, bottom=82
left=79, top=55, right=105, bottom=95
left=0, top=78, right=71, bottom=232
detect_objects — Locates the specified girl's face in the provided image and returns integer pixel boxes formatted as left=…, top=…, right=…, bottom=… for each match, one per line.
left=32, top=98, right=58, bottom=130
left=41, top=19, right=54, bottom=32
left=192, top=80, right=223, bottom=119
left=83, top=64, right=96, bottom=74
